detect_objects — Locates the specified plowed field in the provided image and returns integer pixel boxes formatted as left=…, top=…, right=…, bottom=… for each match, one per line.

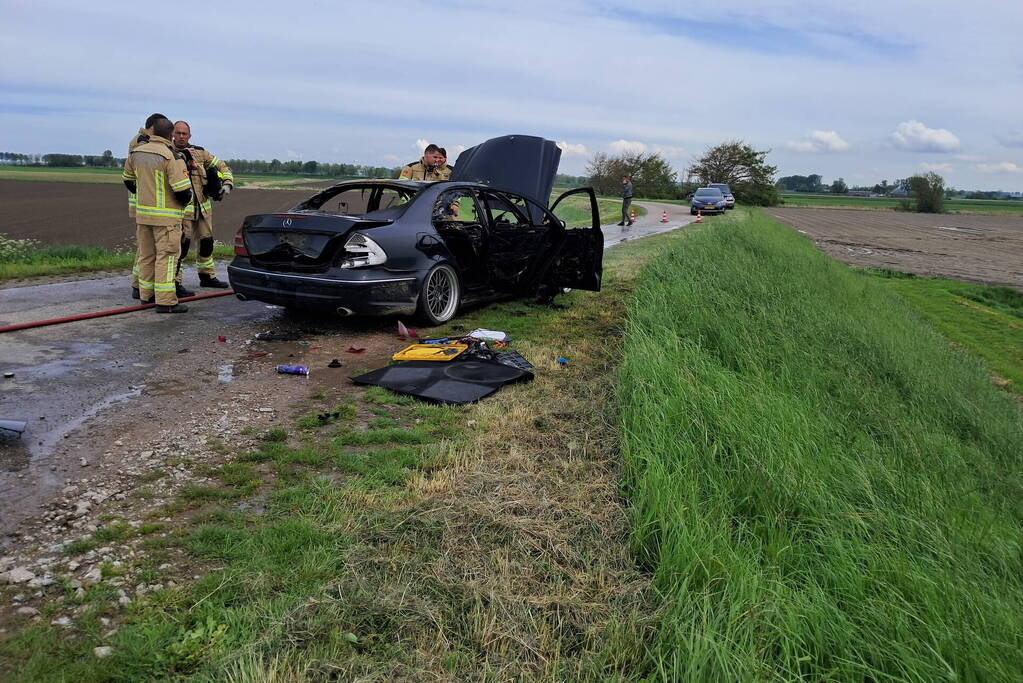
left=768, top=207, right=1023, bottom=289
left=0, top=180, right=316, bottom=250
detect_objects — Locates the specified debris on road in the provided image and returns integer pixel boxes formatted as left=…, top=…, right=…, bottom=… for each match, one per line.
left=275, top=364, right=309, bottom=376
left=346, top=345, right=366, bottom=354
left=255, top=332, right=299, bottom=342
left=468, top=328, right=510, bottom=342
left=397, top=320, right=418, bottom=339
left=0, top=419, right=28, bottom=436
left=327, top=359, right=342, bottom=368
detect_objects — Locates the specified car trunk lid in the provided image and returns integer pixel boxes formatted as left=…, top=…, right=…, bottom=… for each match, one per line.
left=242, top=212, right=391, bottom=273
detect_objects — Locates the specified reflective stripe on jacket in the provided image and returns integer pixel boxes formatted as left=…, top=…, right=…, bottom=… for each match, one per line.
left=123, top=136, right=190, bottom=225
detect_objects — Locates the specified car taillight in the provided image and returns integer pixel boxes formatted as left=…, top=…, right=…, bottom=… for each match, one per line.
left=234, top=226, right=248, bottom=256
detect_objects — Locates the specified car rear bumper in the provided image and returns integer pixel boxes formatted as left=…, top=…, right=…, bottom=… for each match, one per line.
left=228, top=263, right=419, bottom=315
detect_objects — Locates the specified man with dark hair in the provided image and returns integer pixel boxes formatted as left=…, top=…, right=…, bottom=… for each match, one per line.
left=618, top=174, right=634, bottom=227
left=436, top=147, right=453, bottom=177
left=128, top=113, right=170, bottom=297
left=397, top=143, right=451, bottom=181
left=172, top=120, right=234, bottom=290
left=122, top=117, right=192, bottom=313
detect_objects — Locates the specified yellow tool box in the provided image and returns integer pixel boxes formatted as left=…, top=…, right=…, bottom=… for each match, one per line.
left=391, top=343, right=468, bottom=362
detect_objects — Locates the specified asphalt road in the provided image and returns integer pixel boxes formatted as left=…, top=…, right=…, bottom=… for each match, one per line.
left=0, top=201, right=692, bottom=537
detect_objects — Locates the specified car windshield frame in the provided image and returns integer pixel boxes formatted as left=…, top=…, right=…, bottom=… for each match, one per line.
left=694, top=189, right=723, bottom=198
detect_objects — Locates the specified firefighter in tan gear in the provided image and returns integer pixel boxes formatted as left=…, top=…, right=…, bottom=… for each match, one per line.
left=397, top=143, right=451, bottom=181
left=128, top=113, right=170, bottom=299
left=172, top=120, right=234, bottom=289
left=122, top=117, right=193, bottom=313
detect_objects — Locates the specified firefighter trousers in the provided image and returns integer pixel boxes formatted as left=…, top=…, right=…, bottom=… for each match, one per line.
left=178, top=214, right=216, bottom=280
left=136, top=223, right=182, bottom=306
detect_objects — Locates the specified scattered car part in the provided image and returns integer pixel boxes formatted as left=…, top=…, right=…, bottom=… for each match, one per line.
left=276, top=364, right=309, bottom=376
left=0, top=419, right=28, bottom=436
left=352, top=358, right=533, bottom=405
left=392, top=343, right=468, bottom=362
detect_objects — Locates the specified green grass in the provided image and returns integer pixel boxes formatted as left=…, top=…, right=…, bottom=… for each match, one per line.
left=0, top=237, right=234, bottom=281
left=618, top=208, right=1023, bottom=680
left=780, top=192, right=1023, bottom=215
left=0, top=166, right=125, bottom=184
left=866, top=271, right=1023, bottom=394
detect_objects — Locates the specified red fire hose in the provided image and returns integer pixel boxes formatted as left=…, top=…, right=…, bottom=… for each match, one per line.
left=0, top=290, right=236, bottom=334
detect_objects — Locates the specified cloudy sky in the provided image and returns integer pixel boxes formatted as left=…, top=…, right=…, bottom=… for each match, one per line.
left=2, top=0, right=1022, bottom=190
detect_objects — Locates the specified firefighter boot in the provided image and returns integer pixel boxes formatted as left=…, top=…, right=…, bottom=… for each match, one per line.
left=155, top=304, right=189, bottom=313
left=176, top=283, right=195, bottom=298
left=199, top=273, right=229, bottom=289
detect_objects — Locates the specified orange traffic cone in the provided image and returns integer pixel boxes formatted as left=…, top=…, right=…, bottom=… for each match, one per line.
left=660, top=210, right=668, bottom=223
left=695, top=210, right=702, bottom=224
left=629, top=208, right=636, bottom=223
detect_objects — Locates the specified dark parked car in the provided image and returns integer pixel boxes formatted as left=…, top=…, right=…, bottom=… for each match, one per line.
left=228, top=136, right=603, bottom=325
left=709, top=183, right=735, bottom=209
left=690, top=187, right=727, bottom=215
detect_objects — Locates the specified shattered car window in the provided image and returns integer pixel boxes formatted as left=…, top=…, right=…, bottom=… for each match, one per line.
left=481, top=191, right=529, bottom=227
left=434, top=190, right=481, bottom=224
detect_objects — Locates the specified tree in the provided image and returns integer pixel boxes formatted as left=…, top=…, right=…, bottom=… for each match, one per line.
left=830, top=177, right=848, bottom=194
left=690, top=140, right=779, bottom=205
left=907, top=172, right=945, bottom=213
left=777, top=174, right=824, bottom=193
left=585, top=151, right=679, bottom=199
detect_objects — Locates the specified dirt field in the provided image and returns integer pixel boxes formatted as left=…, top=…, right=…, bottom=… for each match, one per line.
left=0, top=180, right=319, bottom=250
left=768, top=207, right=1023, bottom=289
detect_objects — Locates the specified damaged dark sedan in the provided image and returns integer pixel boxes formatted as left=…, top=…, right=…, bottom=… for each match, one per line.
left=227, top=135, right=603, bottom=325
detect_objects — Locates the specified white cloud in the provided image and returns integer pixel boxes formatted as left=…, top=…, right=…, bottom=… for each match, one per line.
left=953, top=154, right=984, bottom=162
left=557, top=141, right=589, bottom=157
left=652, top=144, right=687, bottom=158
left=918, top=162, right=953, bottom=173
left=995, top=130, right=1023, bottom=148
left=415, top=139, right=429, bottom=153
left=785, top=130, right=850, bottom=153
left=976, top=162, right=1022, bottom=174
left=890, top=120, right=960, bottom=152
left=608, top=139, right=648, bottom=155
left=382, top=154, right=400, bottom=163
left=449, top=145, right=467, bottom=158
left=286, top=149, right=301, bottom=159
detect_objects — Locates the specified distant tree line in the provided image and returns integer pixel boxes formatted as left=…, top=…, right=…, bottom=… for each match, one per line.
left=2, top=150, right=122, bottom=167
left=225, top=158, right=398, bottom=178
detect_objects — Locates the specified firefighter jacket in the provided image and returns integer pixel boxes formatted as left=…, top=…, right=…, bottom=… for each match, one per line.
left=398, top=160, right=451, bottom=181
left=126, top=128, right=150, bottom=217
left=179, top=145, right=234, bottom=220
left=122, top=135, right=191, bottom=226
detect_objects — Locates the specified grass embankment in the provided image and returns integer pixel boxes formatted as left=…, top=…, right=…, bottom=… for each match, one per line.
left=780, top=192, right=1023, bottom=215
left=868, top=271, right=1023, bottom=394
left=0, top=236, right=234, bottom=281
left=619, top=209, right=1023, bottom=679
left=0, top=235, right=677, bottom=680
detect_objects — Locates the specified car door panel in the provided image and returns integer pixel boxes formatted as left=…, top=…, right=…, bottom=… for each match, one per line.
left=541, top=187, right=603, bottom=291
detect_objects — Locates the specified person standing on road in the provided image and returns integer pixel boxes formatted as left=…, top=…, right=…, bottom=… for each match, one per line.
left=618, top=174, right=634, bottom=227
left=128, top=113, right=169, bottom=298
left=122, top=117, right=192, bottom=313
left=172, top=120, right=234, bottom=291
left=397, top=144, right=451, bottom=181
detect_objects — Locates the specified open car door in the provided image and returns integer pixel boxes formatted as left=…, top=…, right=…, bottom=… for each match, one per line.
left=542, top=187, right=603, bottom=291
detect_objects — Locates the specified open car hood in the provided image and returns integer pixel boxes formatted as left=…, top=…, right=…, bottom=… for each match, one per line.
left=450, top=135, right=561, bottom=207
